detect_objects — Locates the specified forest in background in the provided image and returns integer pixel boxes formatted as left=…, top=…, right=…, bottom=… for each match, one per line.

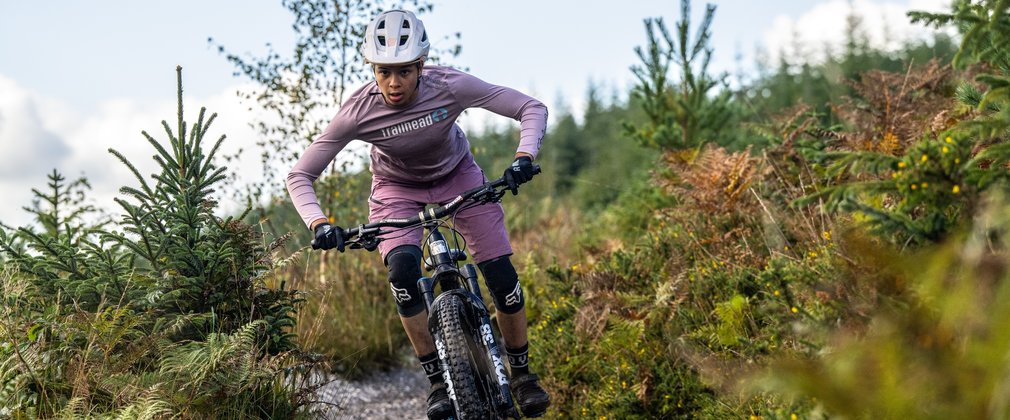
left=4, top=0, right=1010, bottom=418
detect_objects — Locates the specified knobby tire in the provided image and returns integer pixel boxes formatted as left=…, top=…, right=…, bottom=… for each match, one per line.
left=436, top=294, right=493, bottom=419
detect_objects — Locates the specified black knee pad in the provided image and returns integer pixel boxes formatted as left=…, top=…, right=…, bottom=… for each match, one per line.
left=478, top=255, right=525, bottom=314
left=386, top=245, right=425, bottom=317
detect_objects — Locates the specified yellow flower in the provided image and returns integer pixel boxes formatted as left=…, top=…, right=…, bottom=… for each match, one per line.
left=921, top=182, right=929, bottom=189
left=942, top=146, right=949, bottom=153
left=892, top=172, right=899, bottom=179
left=921, top=154, right=929, bottom=163
left=808, top=251, right=818, bottom=257
left=898, top=161, right=907, bottom=168
left=822, top=231, right=831, bottom=241
left=792, top=414, right=799, bottom=420
left=791, top=306, right=799, bottom=313
left=953, top=185, right=961, bottom=194
left=946, top=136, right=953, bottom=143
left=955, top=158, right=961, bottom=164
left=773, top=290, right=781, bottom=297
left=911, top=184, right=917, bottom=190
left=333, top=191, right=340, bottom=198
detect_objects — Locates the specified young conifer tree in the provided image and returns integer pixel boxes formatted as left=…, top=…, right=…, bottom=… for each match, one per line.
left=625, top=0, right=738, bottom=155
left=109, top=66, right=299, bottom=351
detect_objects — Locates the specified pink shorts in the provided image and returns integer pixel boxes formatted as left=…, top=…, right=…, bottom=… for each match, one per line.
left=368, top=157, right=512, bottom=264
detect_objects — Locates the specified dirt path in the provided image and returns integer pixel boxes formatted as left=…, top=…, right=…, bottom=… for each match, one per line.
left=314, top=367, right=430, bottom=419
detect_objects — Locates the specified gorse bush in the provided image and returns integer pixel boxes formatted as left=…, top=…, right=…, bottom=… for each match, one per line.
left=802, top=1, right=1010, bottom=247
left=0, top=67, right=319, bottom=418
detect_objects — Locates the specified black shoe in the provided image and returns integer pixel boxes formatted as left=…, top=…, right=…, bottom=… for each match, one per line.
left=510, top=373, right=550, bottom=417
left=426, top=382, right=454, bottom=420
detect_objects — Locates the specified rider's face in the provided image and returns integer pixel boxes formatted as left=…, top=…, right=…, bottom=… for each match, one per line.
left=373, top=62, right=422, bottom=108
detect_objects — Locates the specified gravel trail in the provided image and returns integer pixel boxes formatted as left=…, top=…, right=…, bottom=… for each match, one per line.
left=313, top=367, right=430, bottom=419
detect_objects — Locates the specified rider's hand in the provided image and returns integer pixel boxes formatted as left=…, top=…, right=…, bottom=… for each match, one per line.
left=312, top=223, right=345, bottom=251
left=503, top=156, right=535, bottom=195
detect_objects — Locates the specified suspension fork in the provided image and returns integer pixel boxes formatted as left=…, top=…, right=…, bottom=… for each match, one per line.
left=416, top=225, right=515, bottom=412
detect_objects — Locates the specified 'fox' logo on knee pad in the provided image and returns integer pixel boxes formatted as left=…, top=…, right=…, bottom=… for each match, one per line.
left=505, top=281, right=523, bottom=307
left=390, top=284, right=412, bottom=303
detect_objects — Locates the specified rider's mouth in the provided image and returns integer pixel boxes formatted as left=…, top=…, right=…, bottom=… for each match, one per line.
left=388, top=92, right=403, bottom=102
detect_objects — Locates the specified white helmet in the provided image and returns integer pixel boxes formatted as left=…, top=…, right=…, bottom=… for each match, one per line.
left=361, top=10, right=430, bottom=65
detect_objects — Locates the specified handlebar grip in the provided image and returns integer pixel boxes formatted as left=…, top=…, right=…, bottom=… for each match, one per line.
left=310, top=239, right=320, bottom=250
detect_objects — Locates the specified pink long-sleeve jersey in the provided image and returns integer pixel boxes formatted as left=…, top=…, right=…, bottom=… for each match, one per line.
left=286, top=65, right=548, bottom=229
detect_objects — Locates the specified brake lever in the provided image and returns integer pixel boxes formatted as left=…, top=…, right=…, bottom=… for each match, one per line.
left=472, top=185, right=508, bottom=204
left=484, top=188, right=507, bottom=204
left=343, top=225, right=383, bottom=252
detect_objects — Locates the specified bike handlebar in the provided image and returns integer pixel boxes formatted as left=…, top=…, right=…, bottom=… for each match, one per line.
left=311, top=164, right=540, bottom=250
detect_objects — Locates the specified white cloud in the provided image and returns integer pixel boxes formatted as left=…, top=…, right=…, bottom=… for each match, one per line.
left=0, top=75, right=73, bottom=227
left=0, top=75, right=72, bottom=178
left=761, top=0, right=953, bottom=65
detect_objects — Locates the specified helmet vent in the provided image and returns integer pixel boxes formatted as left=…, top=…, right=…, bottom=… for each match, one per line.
left=378, top=35, right=386, bottom=46
left=402, top=20, right=410, bottom=28
left=377, top=20, right=385, bottom=29
left=421, top=31, right=427, bottom=42
left=399, top=35, right=409, bottom=46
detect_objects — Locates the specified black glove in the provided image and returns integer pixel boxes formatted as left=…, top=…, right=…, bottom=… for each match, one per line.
left=312, top=223, right=345, bottom=251
left=503, top=156, right=535, bottom=195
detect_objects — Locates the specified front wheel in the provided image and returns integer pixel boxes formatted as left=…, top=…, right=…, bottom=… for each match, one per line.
left=435, top=294, right=494, bottom=419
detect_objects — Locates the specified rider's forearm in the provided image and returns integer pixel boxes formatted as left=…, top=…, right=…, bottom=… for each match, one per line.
left=286, top=170, right=327, bottom=229
left=515, top=99, right=547, bottom=159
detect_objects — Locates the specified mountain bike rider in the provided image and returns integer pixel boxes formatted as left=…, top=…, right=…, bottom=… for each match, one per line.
left=285, top=9, right=551, bottom=419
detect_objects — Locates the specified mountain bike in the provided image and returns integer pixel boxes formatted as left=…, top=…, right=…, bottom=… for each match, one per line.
left=316, top=167, right=540, bottom=419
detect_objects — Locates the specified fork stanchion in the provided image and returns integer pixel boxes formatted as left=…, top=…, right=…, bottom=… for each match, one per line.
left=418, top=276, right=436, bottom=311
left=462, top=264, right=481, bottom=297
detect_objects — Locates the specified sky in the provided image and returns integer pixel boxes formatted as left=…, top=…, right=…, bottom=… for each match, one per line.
left=0, top=0, right=951, bottom=228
